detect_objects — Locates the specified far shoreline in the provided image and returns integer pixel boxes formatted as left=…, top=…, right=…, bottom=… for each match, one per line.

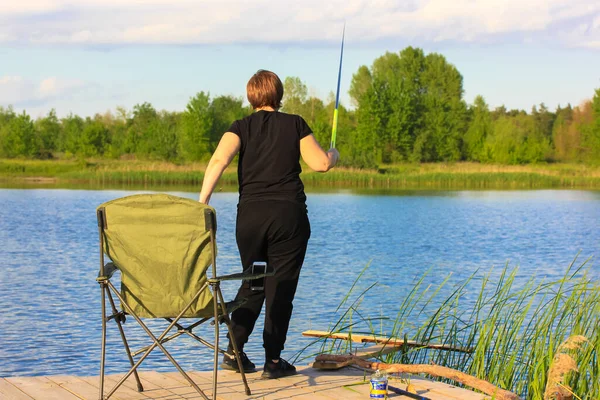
left=2, top=159, right=600, bottom=191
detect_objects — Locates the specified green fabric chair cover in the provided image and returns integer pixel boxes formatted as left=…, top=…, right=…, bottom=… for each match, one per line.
left=97, top=194, right=215, bottom=318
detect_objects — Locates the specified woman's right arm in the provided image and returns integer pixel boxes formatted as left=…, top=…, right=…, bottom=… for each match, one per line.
left=300, top=134, right=339, bottom=172
left=198, top=132, right=241, bottom=204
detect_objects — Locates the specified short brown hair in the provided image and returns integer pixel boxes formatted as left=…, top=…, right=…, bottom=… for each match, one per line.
left=246, top=70, right=283, bottom=110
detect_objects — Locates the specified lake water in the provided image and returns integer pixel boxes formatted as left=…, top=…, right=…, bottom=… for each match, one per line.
left=0, top=188, right=599, bottom=377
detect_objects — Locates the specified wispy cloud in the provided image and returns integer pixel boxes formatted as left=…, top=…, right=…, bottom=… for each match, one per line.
left=0, top=75, right=86, bottom=108
left=0, top=0, right=598, bottom=48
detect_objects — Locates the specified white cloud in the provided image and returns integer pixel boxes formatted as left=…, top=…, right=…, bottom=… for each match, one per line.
left=0, top=0, right=598, bottom=48
left=0, top=75, right=86, bottom=106
left=38, top=77, right=59, bottom=97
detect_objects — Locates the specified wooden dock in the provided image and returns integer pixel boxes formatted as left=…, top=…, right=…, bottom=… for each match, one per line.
left=1, top=366, right=487, bottom=399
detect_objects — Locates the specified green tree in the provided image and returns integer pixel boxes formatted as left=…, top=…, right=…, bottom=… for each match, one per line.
left=124, top=102, right=158, bottom=157
left=464, top=96, right=492, bottom=161
left=0, top=111, right=36, bottom=158
left=532, top=103, right=555, bottom=141
left=79, top=119, right=109, bottom=157
left=491, top=105, right=508, bottom=120
left=307, top=96, right=331, bottom=148
left=416, top=52, right=466, bottom=162
left=143, top=111, right=180, bottom=161
left=350, top=47, right=465, bottom=164
left=484, top=116, right=521, bottom=164
left=180, top=92, right=213, bottom=161
left=485, top=114, right=549, bottom=164
left=349, top=87, right=380, bottom=167
left=348, top=66, right=372, bottom=108
left=0, top=106, right=16, bottom=126
left=61, top=114, right=85, bottom=157
left=281, top=77, right=308, bottom=115
left=35, top=109, right=60, bottom=158
left=551, top=104, right=574, bottom=161
left=0, top=107, right=17, bottom=157
left=351, top=48, right=427, bottom=164
left=102, top=108, right=129, bottom=159
left=210, top=95, right=247, bottom=151
left=583, top=89, right=600, bottom=163
left=386, top=48, right=426, bottom=162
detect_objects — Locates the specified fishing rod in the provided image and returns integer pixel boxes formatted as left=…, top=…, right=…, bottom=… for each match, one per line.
left=330, top=23, right=345, bottom=149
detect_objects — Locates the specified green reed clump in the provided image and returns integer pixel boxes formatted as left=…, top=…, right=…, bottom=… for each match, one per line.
left=299, top=258, right=600, bottom=400
left=0, top=159, right=84, bottom=176
left=300, top=170, right=600, bottom=189
left=3, top=159, right=600, bottom=189
left=58, top=169, right=239, bottom=186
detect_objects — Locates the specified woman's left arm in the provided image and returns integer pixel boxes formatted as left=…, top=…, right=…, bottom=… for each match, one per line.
left=199, top=132, right=241, bottom=204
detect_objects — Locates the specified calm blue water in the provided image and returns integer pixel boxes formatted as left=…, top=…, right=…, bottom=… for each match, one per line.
left=0, top=188, right=599, bottom=377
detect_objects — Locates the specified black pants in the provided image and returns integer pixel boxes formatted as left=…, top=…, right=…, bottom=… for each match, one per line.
left=228, top=200, right=311, bottom=361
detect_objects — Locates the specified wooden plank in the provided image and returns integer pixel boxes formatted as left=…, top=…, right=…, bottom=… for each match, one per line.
left=79, top=374, right=150, bottom=400
left=190, top=368, right=361, bottom=400
left=292, top=365, right=367, bottom=388
left=302, top=330, right=472, bottom=352
left=128, top=371, right=186, bottom=399
left=0, top=367, right=488, bottom=400
left=233, top=371, right=317, bottom=398
left=142, top=371, right=214, bottom=399
left=46, top=375, right=100, bottom=400
left=308, top=377, right=372, bottom=400
left=318, top=376, right=374, bottom=400
left=388, top=375, right=486, bottom=400
left=182, top=368, right=363, bottom=400
left=5, top=377, right=80, bottom=400
left=116, top=372, right=186, bottom=399
left=0, top=378, right=34, bottom=400
left=187, top=371, right=252, bottom=395
left=418, top=380, right=486, bottom=400
left=247, top=385, right=338, bottom=400
left=167, top=367, right=302, bottom=399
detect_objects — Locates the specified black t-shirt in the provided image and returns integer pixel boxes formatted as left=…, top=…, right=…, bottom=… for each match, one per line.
left=228, top=110, right=312, bottom=205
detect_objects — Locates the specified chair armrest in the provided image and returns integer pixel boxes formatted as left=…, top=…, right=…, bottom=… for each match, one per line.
left=96, top=262, right=118, bottom=282
left=209, top=265, right=275, bottom=283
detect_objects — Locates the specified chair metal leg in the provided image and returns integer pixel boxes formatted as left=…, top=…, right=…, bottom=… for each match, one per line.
left=216, top=287, right=251, bottom=396
left=106, top=290, right=144, bottom=392
left=211, top=282, right=219, bottom=399
left=99, top=283, right=107, bottom=400
left=106, top=281, right=210, bottom=400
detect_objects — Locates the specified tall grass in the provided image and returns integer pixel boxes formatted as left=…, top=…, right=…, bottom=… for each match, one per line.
left=297, top=258, right=600, bottom=399
left=2, top=159, right=600, bottom=189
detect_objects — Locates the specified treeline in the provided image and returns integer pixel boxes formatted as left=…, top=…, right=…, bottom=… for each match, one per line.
left=0, top=94, right=248, bottom=162
left=1, top=46, right=599, bottom=167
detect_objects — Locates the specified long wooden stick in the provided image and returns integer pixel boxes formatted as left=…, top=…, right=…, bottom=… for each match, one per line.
left=315, top=354, right=522, bottom=400
left=302, top=330, right=472, bottom=353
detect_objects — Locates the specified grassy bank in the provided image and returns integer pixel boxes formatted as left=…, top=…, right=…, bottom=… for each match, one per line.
left=2, top=159, right=600, bottom=190
left=300, top=259, right=600, bottom=399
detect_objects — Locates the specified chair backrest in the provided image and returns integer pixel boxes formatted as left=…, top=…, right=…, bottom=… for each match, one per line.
left=97, top=194, right=216, bottom=318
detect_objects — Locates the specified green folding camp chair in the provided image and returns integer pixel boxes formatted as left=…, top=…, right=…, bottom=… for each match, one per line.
left=96, top=193, right=270, bottom=400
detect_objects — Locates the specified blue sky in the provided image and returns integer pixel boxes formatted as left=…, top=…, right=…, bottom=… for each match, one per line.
left=1, top=0, right=599, bottom=118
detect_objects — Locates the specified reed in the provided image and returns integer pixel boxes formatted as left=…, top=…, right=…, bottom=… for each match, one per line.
left=2, top=159, right=600, bottom=189
left=298, top=257, right=600, bottom=399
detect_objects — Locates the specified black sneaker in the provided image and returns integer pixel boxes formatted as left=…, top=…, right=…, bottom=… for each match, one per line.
left=220, top=351, right=256, bottom=372
left=261, top=358, right=297, bottom=379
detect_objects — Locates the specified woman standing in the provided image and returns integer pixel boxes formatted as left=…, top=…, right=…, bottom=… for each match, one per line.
left=199, top=70, right=339, bottom=379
